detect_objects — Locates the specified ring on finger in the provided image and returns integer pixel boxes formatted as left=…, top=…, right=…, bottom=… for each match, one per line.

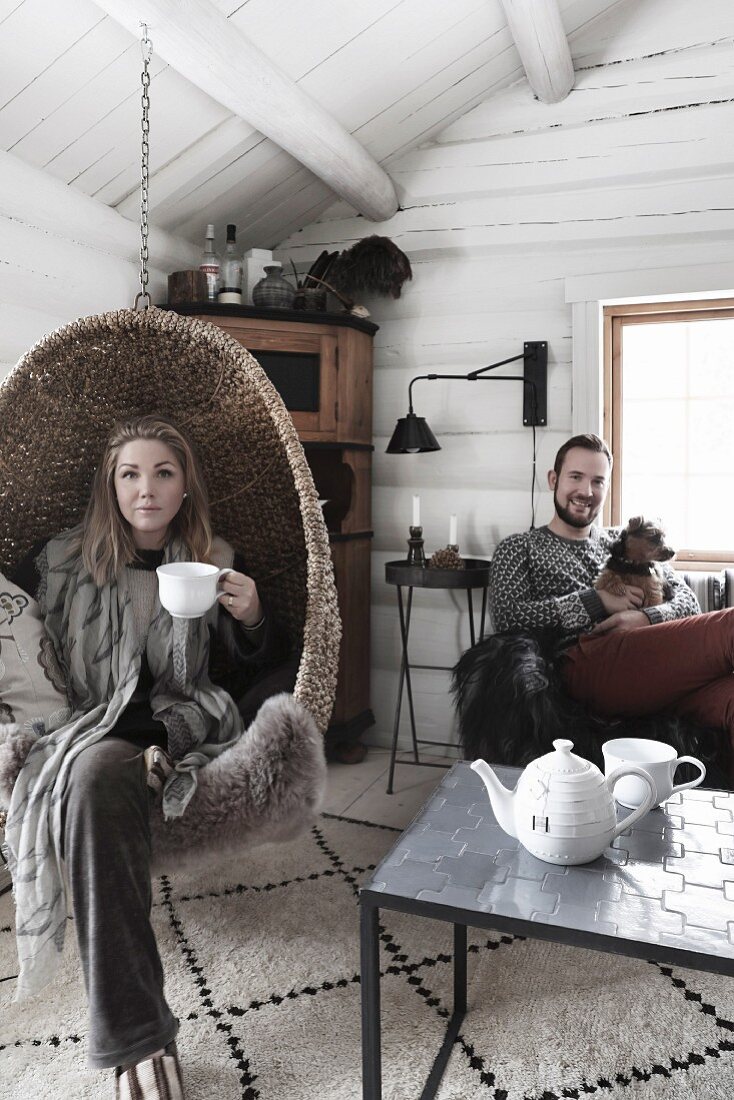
left=228, top=595, right=233, bottom=608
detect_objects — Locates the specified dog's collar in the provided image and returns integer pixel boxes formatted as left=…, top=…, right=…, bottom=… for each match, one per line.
left=606, top=558, right=657, bottom=576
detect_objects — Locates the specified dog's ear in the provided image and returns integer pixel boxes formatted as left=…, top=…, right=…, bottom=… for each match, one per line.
left=626, top=515, right=645, bottom=532
left=610, top=529, right=627, bottom=556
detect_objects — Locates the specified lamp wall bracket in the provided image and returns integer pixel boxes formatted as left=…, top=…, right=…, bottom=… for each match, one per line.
left=523, top=341, right=547, bottom=427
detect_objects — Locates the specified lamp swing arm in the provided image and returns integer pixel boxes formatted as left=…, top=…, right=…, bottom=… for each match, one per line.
left=405, top=343, right=545, bottom=421
left=408, top=372, right=539, bottom=419
left=406, top=352, right=528, bottom=409
left=407, top=372, right=468, bottom=413
left=407, top=369, right=528, bottom=405
left=466, top=350, right=529, bottom=380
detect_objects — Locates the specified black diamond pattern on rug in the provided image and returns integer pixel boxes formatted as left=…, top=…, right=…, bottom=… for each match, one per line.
left=1, top=811, right=733, bottom=1098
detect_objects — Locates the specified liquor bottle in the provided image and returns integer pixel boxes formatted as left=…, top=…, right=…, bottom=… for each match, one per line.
left=199, top=224, right=220, bottom=301
left=218, top=224, right=243, bottom=304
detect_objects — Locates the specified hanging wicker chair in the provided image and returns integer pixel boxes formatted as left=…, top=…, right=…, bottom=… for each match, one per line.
left=0, top=307, right=340, bottom=869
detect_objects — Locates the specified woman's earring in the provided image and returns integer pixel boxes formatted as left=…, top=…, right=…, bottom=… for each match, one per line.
left=183, top=492, right=188, bottom=500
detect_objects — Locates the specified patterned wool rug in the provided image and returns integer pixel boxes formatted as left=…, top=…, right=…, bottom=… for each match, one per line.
left=1, top=811, right=733, bottom=1100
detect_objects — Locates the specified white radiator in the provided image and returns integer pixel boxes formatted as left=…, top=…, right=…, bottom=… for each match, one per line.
left=680, top=569, right=734, bottom=613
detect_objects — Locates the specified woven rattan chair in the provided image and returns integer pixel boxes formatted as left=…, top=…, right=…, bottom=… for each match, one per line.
left=0, top=307, right=339, bottom=868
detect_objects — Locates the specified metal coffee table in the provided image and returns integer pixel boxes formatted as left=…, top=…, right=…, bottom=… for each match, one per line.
left=359, top=762, right=734, bottom=1100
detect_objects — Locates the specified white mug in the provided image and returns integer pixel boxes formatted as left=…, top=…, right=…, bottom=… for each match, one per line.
left=156, top=562, right=234, bottom=619
left=602, top=737, right=706, bottom=809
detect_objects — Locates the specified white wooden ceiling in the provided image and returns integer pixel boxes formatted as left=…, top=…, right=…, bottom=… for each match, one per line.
left=1, top=0, right=625, bottom=252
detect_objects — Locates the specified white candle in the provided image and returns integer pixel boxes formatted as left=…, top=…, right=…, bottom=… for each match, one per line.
left=412, top=495, right=420, bottom=527
left=449, top=514, right=458, bottom=545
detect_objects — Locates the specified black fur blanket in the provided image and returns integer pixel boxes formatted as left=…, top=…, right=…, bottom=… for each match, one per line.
left=451, top=632, right=732, bottom=791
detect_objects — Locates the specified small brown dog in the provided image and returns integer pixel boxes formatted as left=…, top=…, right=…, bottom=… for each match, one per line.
left=595, top=515, right=675, bottom=608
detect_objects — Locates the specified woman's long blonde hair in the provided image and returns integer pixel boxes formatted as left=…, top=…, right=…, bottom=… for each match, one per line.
left=81, top=415, right=213, bottom=585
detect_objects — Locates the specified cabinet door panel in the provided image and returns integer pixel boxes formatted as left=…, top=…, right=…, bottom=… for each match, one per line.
left=199, top=317, right=337, bottom=438
left=249, top=331, right=337, bottom=437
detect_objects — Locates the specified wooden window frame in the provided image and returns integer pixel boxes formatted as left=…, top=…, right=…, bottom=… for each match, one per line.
left=603, top=299, right=734, bottom=570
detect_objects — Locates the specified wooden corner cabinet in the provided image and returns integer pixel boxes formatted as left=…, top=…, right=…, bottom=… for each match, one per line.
left=165, top=303, right=376, bottom=754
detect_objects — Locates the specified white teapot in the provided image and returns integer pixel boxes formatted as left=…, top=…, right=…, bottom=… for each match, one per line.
left=471, top=739, right=655, bottom=865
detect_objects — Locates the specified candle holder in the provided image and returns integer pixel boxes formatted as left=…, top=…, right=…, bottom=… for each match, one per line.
left=428, top=544, right=465, bottom=570
left=406, top=525, right=427, bottom=567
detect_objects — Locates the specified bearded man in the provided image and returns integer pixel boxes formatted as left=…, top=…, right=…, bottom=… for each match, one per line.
left=488, top=434, right=734, bottom=746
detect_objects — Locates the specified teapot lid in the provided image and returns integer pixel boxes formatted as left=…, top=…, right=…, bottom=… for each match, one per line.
left=537, top=739, right=592, bottom=776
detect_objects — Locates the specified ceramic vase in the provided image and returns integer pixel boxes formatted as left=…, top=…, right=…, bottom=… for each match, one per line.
left=252, top=264, right=296, bottom=309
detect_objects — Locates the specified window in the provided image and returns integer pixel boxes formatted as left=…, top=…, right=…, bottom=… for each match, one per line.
left=603, top=300, right=734, bottom=567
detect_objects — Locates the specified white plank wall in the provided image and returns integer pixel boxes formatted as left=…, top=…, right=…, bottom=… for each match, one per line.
left=0, top=216, right=187, bottom=373
left=0, top=163, right=198, bottom=374
left=278, top=0, right=734, bottom=752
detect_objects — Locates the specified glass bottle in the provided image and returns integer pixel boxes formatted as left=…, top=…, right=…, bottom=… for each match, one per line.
left=218, top=224, right=243, bottom=305
left=199, top=224, right=220, bottom=301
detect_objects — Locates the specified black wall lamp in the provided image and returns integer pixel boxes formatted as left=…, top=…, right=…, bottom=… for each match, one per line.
left=386, top=341, right=548, bottom=453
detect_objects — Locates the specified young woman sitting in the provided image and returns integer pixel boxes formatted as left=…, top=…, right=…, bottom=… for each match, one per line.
left=4, top=414, right=299, bottom=1099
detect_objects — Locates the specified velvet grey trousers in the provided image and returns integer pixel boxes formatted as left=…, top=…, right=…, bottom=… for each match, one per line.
left=62, top=735, right=178, bottom=1070
left=61, top=655, right=299, bottom=1070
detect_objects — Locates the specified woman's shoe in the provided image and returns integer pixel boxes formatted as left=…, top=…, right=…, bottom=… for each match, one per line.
left=115, top=1040, right=184, bottom=1099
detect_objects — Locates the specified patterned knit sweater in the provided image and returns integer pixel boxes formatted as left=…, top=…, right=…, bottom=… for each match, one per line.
left=488, top=525, right=700, bottom=643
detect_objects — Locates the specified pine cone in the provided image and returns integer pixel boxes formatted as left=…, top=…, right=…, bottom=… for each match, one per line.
left=428, top=547, right=465, bottom=570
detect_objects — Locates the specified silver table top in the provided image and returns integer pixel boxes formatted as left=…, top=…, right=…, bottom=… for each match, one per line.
left=363, top=762, right=734, bottom=965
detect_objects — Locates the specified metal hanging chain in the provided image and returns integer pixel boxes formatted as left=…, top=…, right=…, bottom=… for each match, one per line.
left=134, top=24, right=153, bottom=310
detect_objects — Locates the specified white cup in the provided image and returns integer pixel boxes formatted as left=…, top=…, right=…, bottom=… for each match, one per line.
left=156, top=562, right=234, bottom=619
left=602, top=737, right=706, bottom=809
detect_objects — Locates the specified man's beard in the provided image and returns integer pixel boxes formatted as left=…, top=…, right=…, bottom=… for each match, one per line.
left=553, top=490, right=601, bottom=529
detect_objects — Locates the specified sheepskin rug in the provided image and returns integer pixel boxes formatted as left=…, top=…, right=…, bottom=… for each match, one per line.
left=1, top=811, right=733, bottom=1100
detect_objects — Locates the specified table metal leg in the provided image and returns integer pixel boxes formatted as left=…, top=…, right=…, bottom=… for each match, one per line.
left=419, top=922, right=467, bottom=1100
left=387, top=586, right=413, bottom=792
left=454, top=922, right=467, bottom=1014
left=388, top=586, right=419, bottom=794
left=361, top=900, right=382, bottom=1100
left=387, top=587, right=406, bottom=795
left=467, top=586, right=489, bottom=647
left=479, top=584, right=488, bottom=642
left=466, top=588, right=475, bottom=648
left=360, top=908, right=467, bottom=1100
left=399, top=587, right=420, bottom=764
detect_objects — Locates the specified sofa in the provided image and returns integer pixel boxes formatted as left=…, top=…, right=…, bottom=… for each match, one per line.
left=452, top=569, right=734, bottom=791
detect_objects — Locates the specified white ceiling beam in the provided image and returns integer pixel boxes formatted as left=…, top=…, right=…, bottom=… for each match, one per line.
left=93, top=0, right=399, bottom=222
left=0, top=148, right=199, bottom=272
left=500, top=0, right=574, bottom=104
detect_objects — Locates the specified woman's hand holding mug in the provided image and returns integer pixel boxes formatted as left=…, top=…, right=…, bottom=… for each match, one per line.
left=216, top=569, right=263, bottom=626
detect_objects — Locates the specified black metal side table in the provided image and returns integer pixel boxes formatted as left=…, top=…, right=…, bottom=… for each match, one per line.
left=384, top=558, right=491, bottom=793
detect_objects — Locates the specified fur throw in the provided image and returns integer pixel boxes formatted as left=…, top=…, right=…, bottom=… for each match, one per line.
left=0, top=695, right=326, bottom=873
left=451, top=632, right=732, bottom=791
left=149, top=692, right=325, bottom=875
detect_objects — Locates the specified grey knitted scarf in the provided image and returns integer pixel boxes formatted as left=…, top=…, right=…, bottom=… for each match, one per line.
left=3, top=527, right=245, bottom=1000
